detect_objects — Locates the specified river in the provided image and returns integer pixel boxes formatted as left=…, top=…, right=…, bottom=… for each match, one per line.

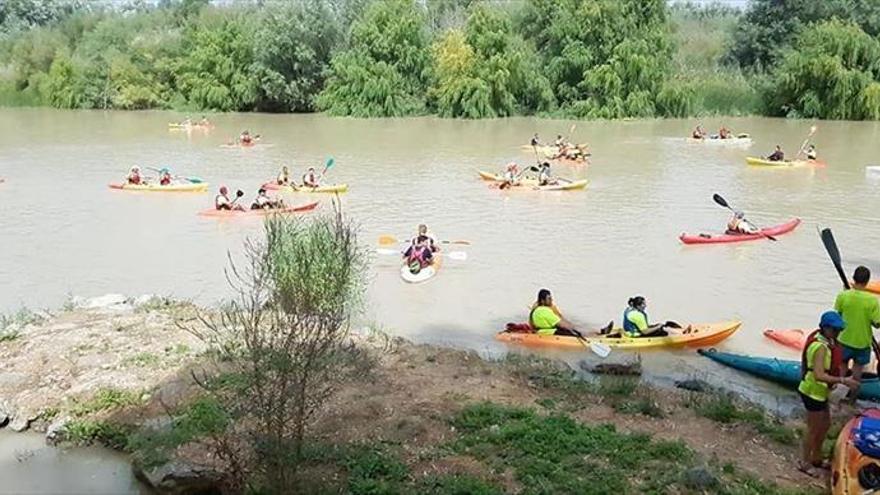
left=1, top=108, right=879, bottom=412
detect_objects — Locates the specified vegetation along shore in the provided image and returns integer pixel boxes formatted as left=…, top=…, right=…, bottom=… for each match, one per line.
left=2, top=0, right=880, bottom=120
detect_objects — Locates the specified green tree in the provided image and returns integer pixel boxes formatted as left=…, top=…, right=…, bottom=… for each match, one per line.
left=765, top=19, right=880, bottom=119
left=317, top=0, right=430, bottom=117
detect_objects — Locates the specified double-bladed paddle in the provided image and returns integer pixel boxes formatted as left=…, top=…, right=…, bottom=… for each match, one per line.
left=820, top=228, right=880, bottom=362
left=712, top=194, right=777, bottom=241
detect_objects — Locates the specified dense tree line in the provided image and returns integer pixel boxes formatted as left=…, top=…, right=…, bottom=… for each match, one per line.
left=3, top=0, right=880, bottom=120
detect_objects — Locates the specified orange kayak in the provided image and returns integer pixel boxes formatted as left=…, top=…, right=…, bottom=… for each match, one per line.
left=495, top=321, right=741, bottom=350
left=868, top=281, right=880, bottom=295
left=763, top=329, right=807, bottom=350
left=832, top=409, right=880, bottom=494
left=198, top=201, right=318, bottom=217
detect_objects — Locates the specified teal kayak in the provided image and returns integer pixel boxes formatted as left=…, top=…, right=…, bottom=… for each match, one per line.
left=698, top=349, right=880, bottom=401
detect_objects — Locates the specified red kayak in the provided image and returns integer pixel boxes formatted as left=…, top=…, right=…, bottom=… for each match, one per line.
left=679, top=218, right=801, bottom=245
left=763, top=328, right=806, bottom=350
left=198, top=201, right=318, bottom=217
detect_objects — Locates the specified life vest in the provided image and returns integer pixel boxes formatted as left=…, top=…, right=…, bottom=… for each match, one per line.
left=799, top=334, right=832, bottom=402
left=623, top=308, right=647, bottom=337
left=801, top=329, right=843, bottom=376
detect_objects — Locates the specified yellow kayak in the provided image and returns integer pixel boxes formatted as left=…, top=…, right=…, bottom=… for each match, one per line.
left=535, top=179, right=588, bottom=191
left=478, top=170, right=539, bottom=186
left=263, top=183, right=348, bottom=193
left=496, top=321, right=741, bottom=350
left=745, top=157, right=821, bottom=168
left=109, top=182, right=208, bottom=192
left=477, top=171, right=587, bottom=190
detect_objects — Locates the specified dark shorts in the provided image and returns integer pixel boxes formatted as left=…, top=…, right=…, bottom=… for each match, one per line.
left=842, top=344, right=872, bottom=366
left=800, top=392, right=828, bottom=412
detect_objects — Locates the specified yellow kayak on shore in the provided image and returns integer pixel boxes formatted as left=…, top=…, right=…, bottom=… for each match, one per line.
left=496, top=321, right=741, bottom=350
left=109, top=182, right=208, bottom=192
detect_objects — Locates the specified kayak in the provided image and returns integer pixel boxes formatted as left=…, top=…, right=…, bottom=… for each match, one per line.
left=262, top=182, right=349, bottom=194
left=109, top=182, right=209, bottom=192
left=168, top=123, right=212, bottom=130
left=400, top=253, right=441, bottom=284
left=478, top=171, right=539, bottom=186
left=552, top=156, right=589, bottom=166
left=496, top=320, right=741, bottom=350
left=536, top=179, right=589, bottom=191
left=197, top=201, right=318, bottom=218
left=763, top=328, right=807, bottom=350
left=831, top=409, right=880, bottom=495
left=698, top=349, right=880, bottom=401
left=745, top=157, right=825, bottom=167
left=687, top=136, right=751, bottom=145
left=679, top=218, right=801, bottom=244
left=868, top=281, right=880, bottom=295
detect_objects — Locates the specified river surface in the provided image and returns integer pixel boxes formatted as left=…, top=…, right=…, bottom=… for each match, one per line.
left=1, top=108, right=879, bottom=411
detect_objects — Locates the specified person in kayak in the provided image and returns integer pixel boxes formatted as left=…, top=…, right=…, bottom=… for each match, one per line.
left=530, top=289, right=581, bottom=337
left=835, top=266, right=880, bottom=389
left=126, top=166, right=143, bottom=185
left=500, top=162, right=521, bottom=189
left=251, top=187, right=283, bottom=210
left=159, top=168, right=172, bottom=186
left=276, top=166, right=291, bottom=186
left=538, top=162, right=556, bottom=186
left=615, top=296, right=685, bottom=338
left=726, top=211, right=759, bottom=235
left=198, top=116, right=210, bottom=126
left=240, top=130, right=253, bottom=145
left=554, top=134, right=566, bottom=148
left=767, top=145, right=785, bottom=162
left=692, top=125, right=706, bottom=139
left=403, top=226, right=437, bottom=272
left=806, top=144, right=818, bottom=161
left=530, top=134, right=541, bottom=147
left=302, top=167, right=320, bottom=188
left=215, top=186, right=244, bottom=211
left=798, top=310, right=858, bottom=477
left=718, top=126, right=732, bottom=139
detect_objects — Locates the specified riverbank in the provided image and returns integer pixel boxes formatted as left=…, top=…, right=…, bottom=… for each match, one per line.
left=0, top=296, right=826, bottom=493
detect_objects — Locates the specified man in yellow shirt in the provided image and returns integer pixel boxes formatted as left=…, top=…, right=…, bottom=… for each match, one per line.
left=835, top=266, right=880, bottom=383
left=530, top=289, right=580, bottom=337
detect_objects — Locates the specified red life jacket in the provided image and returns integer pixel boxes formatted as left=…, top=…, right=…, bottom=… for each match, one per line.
left=801, top=329, right=844, bottom=377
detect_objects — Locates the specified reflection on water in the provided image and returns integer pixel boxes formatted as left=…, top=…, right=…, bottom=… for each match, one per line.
left=1, top=109, right=878, bottom=374
left=0, top=431, right=143, bottom=494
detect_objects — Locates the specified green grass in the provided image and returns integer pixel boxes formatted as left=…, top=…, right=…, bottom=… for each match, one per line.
left=71, top=388, right=143, bottom=417
left=688, top=393, right=799, bottom=445
left=65, top=419, right=133, bottom=449
left=123, top=352, right=160, bottom=367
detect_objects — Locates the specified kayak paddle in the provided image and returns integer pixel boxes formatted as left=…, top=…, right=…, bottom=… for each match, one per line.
left=820, top=227, right=880, bottom=362
left=146, top=166, right=203, bottom=184
left=376, top=248, right=467, bottom=260
left=712, top=193, right=777, bottom=241
left=795, top=125, right=818, bottom=160
left=379, top=235, right=471, bottom=246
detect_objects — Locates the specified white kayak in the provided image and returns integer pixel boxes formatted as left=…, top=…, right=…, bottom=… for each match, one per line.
left=400, top=254, right=441, bottom=284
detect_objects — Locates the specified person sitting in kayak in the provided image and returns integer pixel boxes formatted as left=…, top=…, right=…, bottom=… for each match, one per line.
left=726, top=211, right=759, bottom=235
left=718, top=126, right=732, bottom=139
left=692, top=125, right=706, bottom=139
left=159, top=168, right=172, bottom=186
left=616, top=296, right=684, bottom=338
left=199, top=116, right=210, bottom=126
left=554, top=134, right=566, bottom=148
left=798, top=310, right=857, bottom=478
left=530, top=289, right=581, bottom=337
left=538, top=162, right=557, bottom=186
left=500, top=162, right=521, bottom=189
left=403, top=227, right=437, bottom=272
left=530, top=134, right=541, bottom=147
left=411, top=224, right=438, bottom=253
left=276, top=166, right=291, bottom=186
left=126, top=166, right=143, bottom=185
left=251, top=187, right=283, bottom=210
left=806, top=144, right=817, bottom=160
left=215, top=186, right=244, bottom=211
left=767, top=145, right=785, bottom=162
left=240, top=130, right=253, bottom=145
left=302, top=167, right=320, bottom=188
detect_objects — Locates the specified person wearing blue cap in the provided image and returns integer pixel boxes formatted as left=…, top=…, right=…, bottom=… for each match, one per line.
left=798, top=310, right=858, bottom=477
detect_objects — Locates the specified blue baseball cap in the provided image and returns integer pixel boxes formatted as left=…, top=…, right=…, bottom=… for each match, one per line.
left=819, top=311, right=845, bottom=330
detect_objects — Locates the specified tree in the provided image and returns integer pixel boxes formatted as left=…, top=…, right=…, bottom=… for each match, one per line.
left=317, top=0, right=430, bottom=117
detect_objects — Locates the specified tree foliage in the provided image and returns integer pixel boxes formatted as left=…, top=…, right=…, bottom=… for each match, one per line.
left=317, top=0, right=430, bottom=117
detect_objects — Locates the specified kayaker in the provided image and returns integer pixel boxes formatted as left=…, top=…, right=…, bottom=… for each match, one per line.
left=835, top=266, right=880, bottom=388
left=530, top=134, right=541, bottom=147
left=251, top=187, right=283, bottom=210
left=767, top=145, right=785, bottom=162
left=215, top=186, right=244, bottom=211
left=410, top=224, right=438, bottom=253
left=126, top=166, right=143, bottom=185
left=530, top=289, right=580, bottom=337
left=554, top=134, right=565, bottom=148
left=538, top=162, right=556, bottom=186
left=302, top=167, right=320, bottom=188
left=159, top=168, right=172, bottom=186
left=500, top=162, right=521, bottom=189
left=806, top=144, right=818, bottom=160
left=719, top=126, right=731, bottom=139
left=276, top=166, right=291, bottom=186
left=617, top=296, right=684, bottom=338
left=199, top=116, right=210, bottom=126
left=692, top=125, right=706, bottom=139
left=798, top=310, right=857, bottom=477
left=403, top=228, right=436, bottom=272
left=240, top=130, right=253, bottom=145
left=726, top=211, right=759, bottom=235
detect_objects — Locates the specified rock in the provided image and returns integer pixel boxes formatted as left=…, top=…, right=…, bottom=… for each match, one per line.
left=133, top=295, right=160, bottom=307
left=83, top=294, right=127, bottom=309
left=9, top=414, right=31, bottom=432
left=579, top=356, right=642, bottom=376
left=45, top=415, right=71, bottom=446
left=675, top=379, right=711, bottom=393
left=134, top=460, right=224, bottom=495
left=682, top=465, right=719, bottom=490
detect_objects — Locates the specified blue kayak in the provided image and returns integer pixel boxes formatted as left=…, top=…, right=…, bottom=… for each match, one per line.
left=698, top=348, right=880, bottom=402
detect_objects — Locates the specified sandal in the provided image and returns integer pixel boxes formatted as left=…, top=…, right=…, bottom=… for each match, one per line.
left=797, top=461, right=821, bottom=478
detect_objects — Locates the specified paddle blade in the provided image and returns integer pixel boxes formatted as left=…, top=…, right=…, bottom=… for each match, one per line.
left=187, top=176, right=203, bottom=184
left=325, top=157, right=335, bottom=169
left=378, top=235, right=398, bottom=246
left=376, top=248, right=400, bottom=256
left=590, top=342, right=611, bottom=358
left=448, top=251, right=468, bottom=261
left=442, top=240, right=472, bottom=245
left=820, top=228, right=850, bottom=289
left=236, top=190, right=244, bottom=197
left=712, top=193, right=730, bottom=209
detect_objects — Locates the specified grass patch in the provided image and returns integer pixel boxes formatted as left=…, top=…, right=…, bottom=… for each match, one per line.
left=71, top=388, right=143, bottom=417
left=0, top=306, right=45, bottom=333
left=500, top=354, right=596, bottom=399
left=124, top=352, right=161, bottom=367
left=65, top=419, right=134, bottom=449
left=687, top=392, right=798, bottom=445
